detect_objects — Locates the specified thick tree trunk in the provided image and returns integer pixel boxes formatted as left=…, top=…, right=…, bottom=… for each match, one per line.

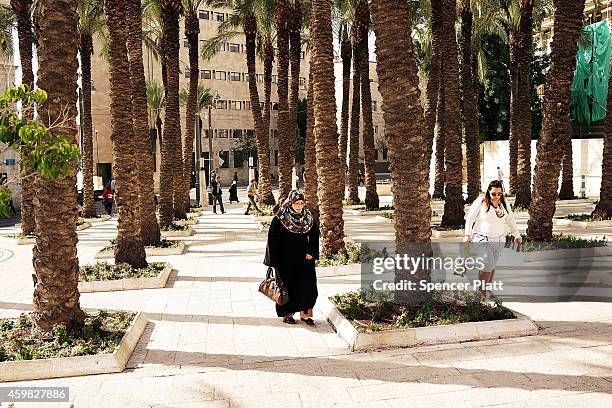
left=592, top=51, right=612, bottom=220
left=432, top=78, right=445, bottom=199
left=514, top=0, right=534, bottom=209
left=460, top=0, right=481, bottom=203
left=79, top=33, right=96, bottom=218
left=275, top=0, right=293, bottom=203
left=304, top=70, right=319, bottom=219
left=105, top=0, right=147, bottom=269
left=33, top=0, right=85, bottom=331
left=126, top=0, right=161, bottom=246
left=347, top=38, right=362, bottom=204
left=558, top=140, right=575, bottom=199
left=508, top=31, right=519, bottom=194
left=440, top=0, right=464, bottom=228
left=358, top=2, right=379, bottom=210
left=289, top=0, right=302, bottom=161
left=310, top=0, right=345, bottom=254
left=12, top=0, right=37, bottom=235
left=371, top=0, right=432, bottom=305
left=527, top=0, right=585, bottom=241
left=338, top=38, right=351, bottom=178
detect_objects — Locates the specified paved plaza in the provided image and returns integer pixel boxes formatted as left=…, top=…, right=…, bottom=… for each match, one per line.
left=0, top=189, right=611, bottom=408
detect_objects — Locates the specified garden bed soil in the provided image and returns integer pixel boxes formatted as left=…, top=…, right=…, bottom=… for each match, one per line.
left=78, top=262, right=172, bottom=292
left=160, top=225, right=194, bottom=237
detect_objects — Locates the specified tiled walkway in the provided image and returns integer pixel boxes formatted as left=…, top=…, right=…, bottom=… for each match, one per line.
left=0, top=193, right=611, bottom=407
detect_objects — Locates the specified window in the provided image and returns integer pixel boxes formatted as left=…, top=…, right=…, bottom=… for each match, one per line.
left=271, top=129, right=278, bottom=138
left=234, top=149, right=246, bottom=168
left=230, top=72, right=241, bottom=81
left=215, top=42, right=226, bottom=52
left=184, top=67, right=190, bottom=78
left=215, top=12, right=225, bottom=22
left=372, top=101, right=378, bottom=111
left=219, top=150, right=229, bottom=168
left=244, top=101, right=251, bottom=110
left=232, top=129, right=242, bottom=138
left=215, top=71, right=226, bottom=80
left=382, top=148, right=388, bottom=160
left=272, top=75, right=277, bottom=84
left=257, top=74, right=264, bottom=83
left=203, top=129, right=212, bottom=138
left=273, top=150, right=278, bottom=166
left=375, top=149, right=379, bottom=160
left=245, top=129, right=254, bottom=139
left=218, top=129, right=228, bottom=138
left=260, top=102, right=265, bottom=110
left=216, top=100, right=227, bottom=109
left=229, top=43, right=240, bottom=53
left=272, top=102, right=279, bottom=111
left=299, top=77, right=306, bottom=86
left=183, top=38, right=189, bottom=48
left=300, top=51, right=305, bottom=59
left=374, top=125, right=378, bottom=134
left=230, top=100, right=241, bottom=110
left=244, top=73, right=249, bottom=82
left=201, top=70, right=211, bottom=80
left=199, top=10, right=209, bottom=19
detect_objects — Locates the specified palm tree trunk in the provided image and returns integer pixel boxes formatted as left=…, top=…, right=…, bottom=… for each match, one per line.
left=105, top=0, right=147, bottom=269
left=181, top=12, right=200, bottom=214
left=310, top=0, right=345, bottom=254
left=371, top=0, right=432, bottom=305
left=275, top=0, right=293, bottom=203
left=440, top=0, right=464, bottom=228
left=289, top=0, right=302, bottom=160
left=424, top=0, right=443, bottom=193
left=460, top=0, right=481, bottom=203
left=509, top=31, right=519, bottom=194
left=304, top=70, right=319, bottom=219
left=558, top=139, right=575, bottom=199
left=432, top=78, right=446, bottom=199
left=514, top=0, right=534, bottom=209
left=245, top=15, right=275, bottom=205
left=126, top=0, right=160, bottom=246
left=12, top=0, right=37, bottom=235
left=339, top=37, right=351, bottom=180
left=592, top=51, right=612, bottom=220
left=357, top=2, right=379, bottom=210
left=527, top=0, right=585, bottom=241
left=79, top=32, right=96, bottom=218
left=159, top=0, right=182, bottom=227
left=262, top=39, right=274, bottom=200
left=347, top=36, right=361, bottom=204
left=33, top=0, right=85, bottom=330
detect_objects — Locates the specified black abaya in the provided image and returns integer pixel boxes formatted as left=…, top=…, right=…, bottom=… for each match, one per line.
left=264, top=216, right=320, bottom=317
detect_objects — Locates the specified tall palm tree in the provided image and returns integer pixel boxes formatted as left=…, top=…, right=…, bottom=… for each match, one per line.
left=592, top=59, right=611, bottom=220
left=371, top=0, right=431, bottom=304
left=275, top=0, right=293, bottom=203
left=304, top=69, right=319, bottom=218
left=460, top=0, right=481, bottom=203
left=558, top=139, right=574, bottom=198
left=125, top=0, right=161, bottom=245
left=347, top=2, right=362, bottom=204
left=289, top=0, right=302, bottom=162
left=104, top=0, right=147, bottom=268
left=439, top=0, right=464, bottom=228
left=338, top=24, right=351, bottom=178
left=527, top=0, right=585, bottom=241
left=32, top=0, right=86, bottom=330
left=356, top=0, right=378, bottom=210
left=0, top=5, right=14, bottom=59
left=11, top=0, right=36, bottom=235
left=311, top=0, right=345, bottom=254
left=432, top=82, right=445, bottom=199
left=146, top=79, right=165, bottom=147
left=159, top=0, right=183, bottom=227
left=514, top=0, right=534, bottom=209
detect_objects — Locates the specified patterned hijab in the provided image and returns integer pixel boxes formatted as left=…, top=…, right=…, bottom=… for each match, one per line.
left=277, top=190, right=314, bottom=234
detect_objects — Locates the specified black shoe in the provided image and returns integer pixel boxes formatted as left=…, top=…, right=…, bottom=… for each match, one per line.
left=300, top=318, right=315, bottom=326
left=283, top=316, right=296, bottom=324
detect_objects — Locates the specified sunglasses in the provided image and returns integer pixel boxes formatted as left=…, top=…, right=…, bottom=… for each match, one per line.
left=490, top=192, right=503, bottom=197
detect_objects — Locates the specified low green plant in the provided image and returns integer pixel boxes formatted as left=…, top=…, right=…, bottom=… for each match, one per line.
left=505, top=233, right=607, bottom=252
left=318, top=243, right=387, bottom=267
left=161, top=223, right=189, bottom=231
left=102, top=238, right=179, bottom=252
left=79, top=262, right=166, bottom=281
left=564, top=213, right=593, bottom=222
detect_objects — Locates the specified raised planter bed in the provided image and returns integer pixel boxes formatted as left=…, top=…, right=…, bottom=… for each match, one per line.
left=174, top=218, right=199, bottom=226
left=352, top=209, right=394, bottom=216
left=554, top=218, right=612, bottom=228
left=17, top=236, right=36, bottom=245
left=432, top=229, right=465, bottom=239
left=76, top=222, right=92, bottom=231
left=316, top=263, right=362, bottom=277
left=81, top=214, right=111, bottom=224
left=78, top=262, right=172, bottom=293
left=0, top=311, right=147, bottom=382
left=524, top=246, right=612, bottom=262
left=318, top=297, right=538, bottom=351
left=160, top=226, right=194, bottom=237
left=95, top=241, right=187, bottom=259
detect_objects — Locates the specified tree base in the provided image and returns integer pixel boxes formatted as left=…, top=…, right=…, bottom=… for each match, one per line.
left=591, top=202, right=610, bottom=221
left=514, top=189, right=531, bottom=210
left=364, top=192, right=379, bottom=210
left=114, top=238, right=148, bottom=269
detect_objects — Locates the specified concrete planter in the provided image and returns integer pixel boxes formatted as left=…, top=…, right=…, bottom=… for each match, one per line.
left=0, top=311, right=148, bottom=382
left=352, top=209, right=394, bottom=216
left=432, top=229, right=465, bottom=239
left=318, top=297, right=538, bottom=351
left=95, top=241, right=187, bottom=259
left=161, top=226, right=194, bottom=237
left=375, top=215, right=394, bottom=224
left=81, top=214, right=111, bottom=224
left=78, top=262, right=172, bottom=293
left=524, top=246, right=612, bottom=262
left=174, top=218, right=199, bottom=226
left=76, top=222, right=92, bottom=231
left=316, top=263, right=362, bottom=277
left=554, top=218, right=612, bottom=228
left=17, top=236, right=36, bottom=245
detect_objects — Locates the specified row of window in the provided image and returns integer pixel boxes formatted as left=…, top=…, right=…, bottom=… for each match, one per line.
left=198, top=10, right=227, bottom=22
left=186, top=39, right=306, bottom=60
left=185, top=68, right=306, bottom=86
left=202, top=128, right=280, bottom=138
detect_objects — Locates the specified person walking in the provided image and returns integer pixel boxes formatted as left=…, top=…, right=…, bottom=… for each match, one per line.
left=244, top=179, right=262, bottom=215
left=232, top=171, right=238, bottom=184
left=229, top=180, right=239, bottom=203
left=211, top=176, right=225, bottom=214
left=497, top=166, right=504, bottom=188
left=264, top=190, right=319, bottom=325
left=463, top=180, right=521, bottom=300
left=102, top=184, right=114, bottom=216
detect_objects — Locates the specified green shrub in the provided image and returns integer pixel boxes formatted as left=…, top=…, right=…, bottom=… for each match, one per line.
left=505, top=233, right=607, bottom=252
left=80, top=262, right=166, bottom=281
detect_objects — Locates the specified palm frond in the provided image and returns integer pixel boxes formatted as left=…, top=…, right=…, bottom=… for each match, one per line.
left=200, top=30, right=241, bottom=61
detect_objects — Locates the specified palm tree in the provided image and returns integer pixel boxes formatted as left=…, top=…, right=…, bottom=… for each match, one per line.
left=592, top=67, right=611, bottom=220
left=11, top=0, right=36, bottom=235
left=439, top=0, right=464, bottom=228
left=146, top=79, right=165, bottom=147
left=32, top=0, right=86, bottom=330
left=460, top=0, right=481, bottom=203
left=180, top=84, right=213, bottom=111
left=558, top=140, right=574, bottom=199
left=355, top=0, right=378, bottom=210
left=431, top=0, right=445, bottom=200
left=371, top=0, right=432, bottom=304
left=337, top=24, right=351, bottom=179
left=513, top=0, right=534, bottom=209
left=527, top=0, right=585, bottom=241
left=310, top=0, right=345, bottom=254
left=104, top=0, right=148, bottom=268
left=125, top=0, right=161, bottom=245
left=304, top=69, right=319, bottom=218
left=347, top=1, right=362, bottom=204
left=275, top=0, right=293, bottom=203
left=159, top=0, right=183, bottom=226
left=289, top=0, right=302, bottom=162
left=0, top=5, right=14, bottom=59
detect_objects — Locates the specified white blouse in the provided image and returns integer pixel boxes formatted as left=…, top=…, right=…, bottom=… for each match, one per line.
left=464, top=195, right=519, bottom=238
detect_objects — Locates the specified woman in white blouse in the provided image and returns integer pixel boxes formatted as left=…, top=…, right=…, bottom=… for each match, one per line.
left=463, top=180, right=522, bottom=299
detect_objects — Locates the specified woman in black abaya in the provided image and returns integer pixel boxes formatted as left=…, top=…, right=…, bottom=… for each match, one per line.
left=264, top=190, right=319, bottom=325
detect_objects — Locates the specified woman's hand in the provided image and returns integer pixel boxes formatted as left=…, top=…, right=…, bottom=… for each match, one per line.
left=305, top=254, right=313, bottom=260
left=463, top=235, right=472, bottom=243
left=514, top=235, right=522, bottom=245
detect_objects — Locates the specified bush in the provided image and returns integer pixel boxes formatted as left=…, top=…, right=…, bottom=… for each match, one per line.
left=505, top=233, right=607, bottom=252
left=102, top=238, right=179, bottom=252
left=318, top=243, right=387, bottom=267
left=564, top=213, right=593, bottom=222
left=80, top=262, right=166, bottom=281
left=161, top=223, right=189, bottom=231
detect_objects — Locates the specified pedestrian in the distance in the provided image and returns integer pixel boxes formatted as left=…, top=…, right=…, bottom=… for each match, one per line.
left=229, top=180, right=239, bottom=203
left=497, top=166, right=504, bottom=188
left=233, top=171, right=238, bottom=184
left=211, top=176, right=225, bottom=214
left=245, top=179, right=262, bottom=215
left=102, top=184, right=114, bottom=215
left=264, top=190, right=320, bottom=325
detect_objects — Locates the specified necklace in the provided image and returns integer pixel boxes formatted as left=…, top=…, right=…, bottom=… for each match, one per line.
left=492, top=202, right=505, bottom=218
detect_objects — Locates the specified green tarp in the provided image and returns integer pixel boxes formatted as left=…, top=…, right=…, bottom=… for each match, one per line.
left=570, top=20, right=611, bottom=125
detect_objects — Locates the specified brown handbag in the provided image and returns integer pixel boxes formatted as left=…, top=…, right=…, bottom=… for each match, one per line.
left=259, top=267, right=289, bottom=305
